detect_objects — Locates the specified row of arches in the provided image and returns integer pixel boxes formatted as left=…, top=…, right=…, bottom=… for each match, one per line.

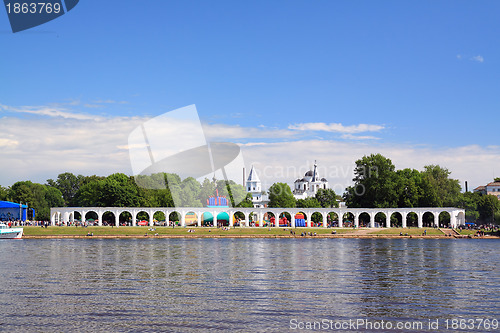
left=51, top=207, right=466, bottom=228
left=243, top=211, right=455, bottom=228
left=51, top=210, right=231, bottom=227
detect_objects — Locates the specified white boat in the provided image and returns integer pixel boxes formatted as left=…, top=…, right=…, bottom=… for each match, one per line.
left=0, top=223, right=23, bottom=239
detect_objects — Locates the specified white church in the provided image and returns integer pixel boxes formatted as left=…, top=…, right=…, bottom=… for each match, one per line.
left=244, top=161, right=329, bottom=207
left=245, top=165, right=268, bottom=208
left=292, top=161, right=329, bottom=200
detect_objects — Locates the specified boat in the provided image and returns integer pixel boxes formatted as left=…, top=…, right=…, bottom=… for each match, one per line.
left=0, top=223, right=23, bottom=239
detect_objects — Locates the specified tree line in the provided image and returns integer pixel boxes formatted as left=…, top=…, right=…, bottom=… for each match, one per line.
left=0, top=172, right=252, bottom=221
left=266, top=154, right=500, bottom=225
left=1, top=153, right=499, bottom=224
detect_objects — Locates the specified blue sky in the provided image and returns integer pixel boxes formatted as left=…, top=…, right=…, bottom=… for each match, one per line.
left=1, top=1, right=499, bottom=190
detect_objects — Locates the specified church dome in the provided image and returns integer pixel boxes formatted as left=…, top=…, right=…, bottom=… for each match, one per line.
left=294, top=178, right=301, bottom=183
left=305, top=170, right=313, bottom=177
left=321, top=178, right=327, bottom=182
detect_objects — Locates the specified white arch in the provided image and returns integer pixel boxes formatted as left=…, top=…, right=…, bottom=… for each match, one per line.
left=49, top=207, right=466, bottom=228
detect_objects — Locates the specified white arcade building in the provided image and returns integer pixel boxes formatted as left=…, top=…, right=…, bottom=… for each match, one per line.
left=293, top=161, right=328, bottom=200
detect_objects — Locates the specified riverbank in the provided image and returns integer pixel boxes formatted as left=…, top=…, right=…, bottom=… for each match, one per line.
left=19, top=226, right=499, bottom=239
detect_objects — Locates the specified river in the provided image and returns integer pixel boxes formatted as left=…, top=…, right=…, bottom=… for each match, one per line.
left=1, top=238, right=498, bottom=332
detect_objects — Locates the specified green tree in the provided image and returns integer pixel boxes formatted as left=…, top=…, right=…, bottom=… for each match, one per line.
left=178, top=177, right=202, bottom=207
left=268, top=183, right=296, bottom=208
left=165, top=173, right=181, bottom=188
left=199, top=178, right=216, bottom=205
left=134, top=172, right=169, bottom=190
left=315, top=188, right=339, bottom=208
left=46, top=172, right=84, bottom=205
left=134, top=172, right=178, bottom=207
left=0, top=185, right=8, bottom=201
left=418, top=178, right=440, bottom=208
left=236, top=193, right=254, bottom=208
left=45, top=186, right=64, bottom=208
left=8, top=181, right=34, bottom=205
left=296, top=197, right=322, bottom=208
left=478, top=194, right=500, bottom=224
left=73, top=180, right=104, bottom=207
left=79, top=175, right=106, bottom=186
left=395, top=168, right=423, bottom=207
left=72, top=174, right=139, bottom=207
left=226, top=182, right=248, bottom=207
left=101, top=173, right=141, bottom=207
left=419, top=165, right=461, bottom=207
left=457, top=192, right=480, bottom=223
left=344, top=154, right=398, bottom=208
left=157, top=189, right=175, bottom=207
left=8, top=181, right=63, bottom=220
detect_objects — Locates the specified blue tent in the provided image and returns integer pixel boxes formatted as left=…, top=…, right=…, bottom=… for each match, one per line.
left=0, top=201, right=28, bottom=221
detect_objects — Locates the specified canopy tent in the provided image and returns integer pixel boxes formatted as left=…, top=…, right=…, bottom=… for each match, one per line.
left=0, top=201, right=28, bottom=221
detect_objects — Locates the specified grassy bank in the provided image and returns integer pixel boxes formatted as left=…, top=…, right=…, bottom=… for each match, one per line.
left=457, top=229, right=500, bottom=236
left=22, top=226, right=353, bottom=237
left=21, top=226, right=498, bottom=238
left=370, top=228, right=444, bottom=235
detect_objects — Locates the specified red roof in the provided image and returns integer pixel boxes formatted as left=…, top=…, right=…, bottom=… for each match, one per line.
left=486, top=182, right=500, bottom=186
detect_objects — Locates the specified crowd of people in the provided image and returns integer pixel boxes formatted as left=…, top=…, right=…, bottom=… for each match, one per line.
left=0, top=220, right=48, bottom=227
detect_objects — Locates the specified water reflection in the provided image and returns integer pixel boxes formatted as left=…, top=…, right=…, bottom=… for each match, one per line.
left=0, top=238, right=498, bottom=332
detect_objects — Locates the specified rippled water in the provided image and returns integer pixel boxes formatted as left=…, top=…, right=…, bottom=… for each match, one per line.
left=0, top=238, right=498, bottom=332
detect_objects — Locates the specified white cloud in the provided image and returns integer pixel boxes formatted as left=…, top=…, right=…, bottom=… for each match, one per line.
left=0, top=138, right=19, bottom=148
left=288, top=122, right=384, bottom=134
left=92, top=100, right=129, bottom=104
left=0, top=106, right=498, bottom=196
left=0, top=103, right=102, bottom=121
left=202, top=123, right=295, bottom=140
left=471, top=55, right=484, bottom=63
left=0, top=115, right=146, bottom=185
left=341, top=134, right=380, bottom=140
left=456, top=54, right=484, bottom=63
left=117, top=143, right=149, bottom=150
left=241, top=140, right=500, bottom=195
left=0, top=111, right=298, bottom=185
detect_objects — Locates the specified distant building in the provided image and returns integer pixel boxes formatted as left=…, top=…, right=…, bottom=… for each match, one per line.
left=245, top=165, right=268, bottom=208
left=293, top=161, right=328, bottom=200
left=473, top=181, right=500, bottom=200
left=473, top=186, right=486, bottom=194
